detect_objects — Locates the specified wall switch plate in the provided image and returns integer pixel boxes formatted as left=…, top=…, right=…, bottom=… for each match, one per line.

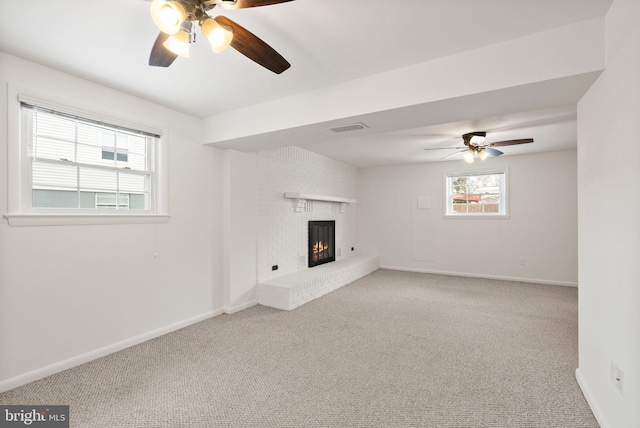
left=520, top=257, right=526, bottom=265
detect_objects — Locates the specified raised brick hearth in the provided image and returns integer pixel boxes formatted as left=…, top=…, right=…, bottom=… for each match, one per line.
left=257, top=255, right=379, bottom=310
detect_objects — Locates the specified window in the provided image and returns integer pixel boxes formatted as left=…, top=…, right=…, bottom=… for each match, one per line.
left=24, top=103, right=153, bottom=210
left=445, top=169, right=508, bottom=217
left=101, top=131, right=129, bottom=162
left=5, top=86, right=169, bottom=226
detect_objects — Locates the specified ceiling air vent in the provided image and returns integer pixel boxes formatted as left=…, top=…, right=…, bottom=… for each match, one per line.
left=329, top=122, right=369, bottom=133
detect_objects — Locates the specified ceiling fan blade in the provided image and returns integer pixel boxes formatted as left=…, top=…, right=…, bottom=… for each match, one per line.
left=484, top=147, right=503, bottom=157
left=489, top=138, right=534, bottom=147
left=217, top=0, right=294, bottom=9
left=149, top=32, right=178, bottom=67
left=424, top=146, right=466, bottom=151
left=441, top=149, right=468, bottom=160
left=214, top=16, right=290, bottom=74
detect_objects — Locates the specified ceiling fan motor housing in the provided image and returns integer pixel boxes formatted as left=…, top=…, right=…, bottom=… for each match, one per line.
left=463, top=131, right=487, bottom=147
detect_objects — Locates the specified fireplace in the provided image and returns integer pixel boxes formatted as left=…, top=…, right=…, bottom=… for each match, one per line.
left=308, top=221, right=335, bottom=267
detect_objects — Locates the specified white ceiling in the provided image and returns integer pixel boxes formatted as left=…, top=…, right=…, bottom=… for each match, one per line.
left=0, top=0, right=612, bottom=167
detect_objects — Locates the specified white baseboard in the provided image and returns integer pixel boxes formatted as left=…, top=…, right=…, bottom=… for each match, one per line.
left=576, top=368, right=610, bottom=428
left=224, top=299, right=258, bottom=314
left=380, top=265, right=578, bottom=287
left=0, top=309, right=224, bottom=393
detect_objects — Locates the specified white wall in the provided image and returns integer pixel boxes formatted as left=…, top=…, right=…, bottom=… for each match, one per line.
left=0, top=53, right=223, bottom=390
left=222, top=150, right=257, bottom=313
left=576, top=0, right=640, bottom=426
left=358, top=150, right=578, bottom=285
left=255, top=147, right=358, bottom=283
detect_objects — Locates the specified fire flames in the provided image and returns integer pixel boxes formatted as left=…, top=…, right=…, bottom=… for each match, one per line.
left=312, top=241, right=330, bottom=260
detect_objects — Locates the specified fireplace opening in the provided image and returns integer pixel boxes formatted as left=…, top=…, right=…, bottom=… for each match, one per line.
left=308, top=220, right=335, bottom=268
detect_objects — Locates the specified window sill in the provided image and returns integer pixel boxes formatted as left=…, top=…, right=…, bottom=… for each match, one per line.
left=4, top=213, right=170, bottom=227
left=443, top=214, right=510, bottom=220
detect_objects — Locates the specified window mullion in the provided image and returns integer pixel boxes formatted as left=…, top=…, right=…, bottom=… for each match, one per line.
left=75, top=118, right=79, bottom=208
left=76, top=165, right=81, bottom=209
left=116, top=171, right=120, bottom=210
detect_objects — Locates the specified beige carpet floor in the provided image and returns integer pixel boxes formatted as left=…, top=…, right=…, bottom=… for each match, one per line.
left=0, top=269, right=598, bottom=427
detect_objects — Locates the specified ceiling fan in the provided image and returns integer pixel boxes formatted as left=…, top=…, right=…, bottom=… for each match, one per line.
left=424, top=131, right=534, bottom=163
left=148, top=0, right=292, bottom=73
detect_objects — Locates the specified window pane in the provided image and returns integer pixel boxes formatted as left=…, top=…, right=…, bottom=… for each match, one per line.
left=123, top=152, right=147, bottom=171
left=32, top=162, right=77, bottom=189
left=33, top=189, right=78, bottom=208
left=79, top=167, right=117, bottom=191
left=77, top=143, right=103, bottom=165
left=129, top=194, right=147, bottom=210
left=80, top=191, right=96, bottom=209
left=128, top=135, right=147, bottom=155
left=77, top=123, right=101, bottom=147
left=33, top=137, right=75, bottom=161
left=36, top=111, right=75, bottom=142
left=116, top=133, right=129, bottom=150
left=119, top=172, right=147, bottom=193
left=23, top=102, right=156, bottom=213
left=447, top=172, right=505, bottom=216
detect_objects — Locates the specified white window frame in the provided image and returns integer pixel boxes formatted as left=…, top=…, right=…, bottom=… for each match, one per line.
left=443, top=167, right=510, bottom=219
left=4, top=83, right=170, bottom=226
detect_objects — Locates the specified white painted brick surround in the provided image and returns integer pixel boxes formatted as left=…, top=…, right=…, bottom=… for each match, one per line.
left=256, top=147, right=359, bottom=283
left=257, top=256, right=380, bottom=310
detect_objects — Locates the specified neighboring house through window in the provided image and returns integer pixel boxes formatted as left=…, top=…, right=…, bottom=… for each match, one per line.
left=4, top=85, right=169, bottom=226
left=25, top=103, right=153, bottom=210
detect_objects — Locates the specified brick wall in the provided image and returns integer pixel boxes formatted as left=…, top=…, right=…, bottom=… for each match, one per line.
left=256, top=147, right=358, bottom=282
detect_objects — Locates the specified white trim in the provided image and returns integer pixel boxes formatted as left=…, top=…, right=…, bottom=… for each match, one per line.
left=284, top=192, right=356, bottom=213
left=380, top=265, right=578, bottom=287
left=3, top=213, right=170, bottom=227
left=576, top=368, right=611, bottom=428
left=283, top=192, right=357, bottom=204
left=17, top=93, right=162, bottom=137
left=443, top=214, right=511, bottom=220
left=0, top=309, right=224, bottom=393
left=443, top=167, right=509, bottom=218
left=5, top=82, right=170, bottom=226
left=224, top=299, right=258, bottom=315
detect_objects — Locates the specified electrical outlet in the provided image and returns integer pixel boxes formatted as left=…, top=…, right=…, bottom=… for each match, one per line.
left=610, top=360, right=624, bottom=394
left=272, top=265, right=278, bottom=271
left=520, top=257, right=526, bottom=265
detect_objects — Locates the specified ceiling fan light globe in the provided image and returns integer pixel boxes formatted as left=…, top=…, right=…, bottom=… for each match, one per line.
left=469, top=135, right=486, bottom=146
left=464, top=150, right=475, bottom=163
left=163, top=30, right=191, bottom=58
left=151, top=0, right=187, bottom=35
left=201, top=19, right=234, bottom=53
left=478, top=149, right=489, bottom=160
